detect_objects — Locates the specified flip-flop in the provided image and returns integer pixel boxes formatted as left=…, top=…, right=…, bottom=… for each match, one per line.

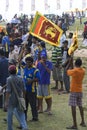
left=66, top=126, right=78, bottom=129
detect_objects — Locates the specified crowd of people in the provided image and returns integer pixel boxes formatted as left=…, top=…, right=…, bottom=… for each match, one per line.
left=0, top=13, right=86, bottom=130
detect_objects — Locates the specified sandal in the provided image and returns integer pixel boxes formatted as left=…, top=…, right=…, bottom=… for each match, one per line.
left=66, top=126, right=78, bottom=129
left=38, top=110, right=43, bottom=113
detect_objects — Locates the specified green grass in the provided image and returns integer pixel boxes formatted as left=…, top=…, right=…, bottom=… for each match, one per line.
left=0, top=18, right=87, bottom=130
left=69, top=17, right=86, bottom=31
left=0, top=88, right=87, bottom=130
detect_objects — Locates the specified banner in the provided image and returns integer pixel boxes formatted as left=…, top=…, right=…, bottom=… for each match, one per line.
left=19, top=0, right=23, bottom=11
left=31, top=0, right=35, bottom=11
left=30, top=11, right=63, bottom=46
left=68, top=29, right=78, bottom=55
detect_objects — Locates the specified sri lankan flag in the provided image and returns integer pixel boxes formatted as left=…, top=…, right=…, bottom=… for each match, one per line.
left=68, top=29, right=78, bottom=55
left=30, top=11, right=63, bottom=46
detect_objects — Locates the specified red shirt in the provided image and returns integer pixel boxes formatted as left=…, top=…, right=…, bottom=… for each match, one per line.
left=84, top=24, right=87, bottom=32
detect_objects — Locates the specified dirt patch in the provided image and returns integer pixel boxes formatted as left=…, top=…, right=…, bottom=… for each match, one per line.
left=74, top=49, right=87, bottom=58
left=48, top=48, right=87, bottom=58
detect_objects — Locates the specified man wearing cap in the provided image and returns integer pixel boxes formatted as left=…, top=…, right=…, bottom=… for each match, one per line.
left=35, top=41, right=47, bottom=67
left=3, top=59, right=27, bottom=129
left=5, top=65, right=28, bottom=130
left=37, top=54, right=53, bottom=114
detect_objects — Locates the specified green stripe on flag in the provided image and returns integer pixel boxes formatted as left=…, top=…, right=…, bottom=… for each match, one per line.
left=31, top=15, right=41, bottom=32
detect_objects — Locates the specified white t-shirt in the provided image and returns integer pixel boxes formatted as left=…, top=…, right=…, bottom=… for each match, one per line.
left=60, top=34, right=66, bottom=47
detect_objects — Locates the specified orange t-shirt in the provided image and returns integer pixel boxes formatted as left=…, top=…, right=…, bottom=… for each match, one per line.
left=67, top=67, right=85, bottom=92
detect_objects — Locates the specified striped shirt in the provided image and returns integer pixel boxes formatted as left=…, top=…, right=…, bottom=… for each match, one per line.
left=51, top=46, right=62, bottom=65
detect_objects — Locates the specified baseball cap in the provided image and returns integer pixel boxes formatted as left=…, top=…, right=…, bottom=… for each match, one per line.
left=8, top=65, right=16, bottom=72
left=41, top=54, right=47, bottom=58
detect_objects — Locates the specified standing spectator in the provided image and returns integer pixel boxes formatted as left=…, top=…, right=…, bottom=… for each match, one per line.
left=22, top=30, right=29, bottom=42
left=35, top=41, right=47, bottom=67
left=40, top=41, right=47, bottom=58
left=30, top=36, right=38, bottom=59
left=51, top=46, right=63, bottom=91
left=60, top=31, right=66, bottom=47
left=30, top=36, right=42, bottom=64
left=62, top=40, right=72, bottom=93
left=0, top=49, right=9, bottom=108
left=0, top=29, right=5, bottom=45
left=62, top=22, right=67, bottom=35
left=21, top=45, right=32, bottom=66
left=2, top=34, right=11, bottom=58
left=3, top=59, right=27, bottom=129
left=79, top=12, right=82, bottom=24
left=37, top=54, right=53, bottom=114
left=66, top=58, right=86, bottom=129
left=68, top=32, right=73, bottom=48
left=6, top=23, right=12, bottom=35
left=5, top=65, right=28, bottom=130
left=83, top=22, right=87, bottom=40
left=9, top=44, right=18, bottom=62
left=23, top=57, right=40, bottom=121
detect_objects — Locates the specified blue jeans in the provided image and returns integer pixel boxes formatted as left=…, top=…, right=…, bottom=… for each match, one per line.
left=7, top=106, right=28, bottom=130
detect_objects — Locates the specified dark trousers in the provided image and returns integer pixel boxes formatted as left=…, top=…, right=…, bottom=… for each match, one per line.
left=25, top=92, right=38, bottom=120
left=63, top=68, right=70, bottom=92
left=0, top=95, right=3, bottom=108
left=5, top=52, right=9, bottom=58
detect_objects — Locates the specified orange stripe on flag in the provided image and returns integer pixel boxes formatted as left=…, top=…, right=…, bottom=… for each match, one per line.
left=34, top=17, right=45, bottom=34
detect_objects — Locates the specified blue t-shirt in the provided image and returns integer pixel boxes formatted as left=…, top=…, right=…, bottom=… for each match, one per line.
left=37, top=60, right=53, bottom=85
left=23, top=67, right=40, bottom=93
left=2, top=36, right=11, bottom=52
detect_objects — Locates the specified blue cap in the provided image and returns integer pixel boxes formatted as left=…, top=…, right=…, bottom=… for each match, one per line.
left=41, top=54, right=47, bottom=58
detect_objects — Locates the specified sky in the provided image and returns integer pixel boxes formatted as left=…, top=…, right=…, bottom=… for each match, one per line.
left=0, top=0, right=86, bottom=20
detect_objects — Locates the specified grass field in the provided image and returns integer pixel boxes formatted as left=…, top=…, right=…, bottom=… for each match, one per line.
left=0, top=18, right=87, bottom=130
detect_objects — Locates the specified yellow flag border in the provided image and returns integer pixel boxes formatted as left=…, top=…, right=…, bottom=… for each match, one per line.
left=68, top=27, right=78, bottom=55
left=30, top=11, right=63, bottom=46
